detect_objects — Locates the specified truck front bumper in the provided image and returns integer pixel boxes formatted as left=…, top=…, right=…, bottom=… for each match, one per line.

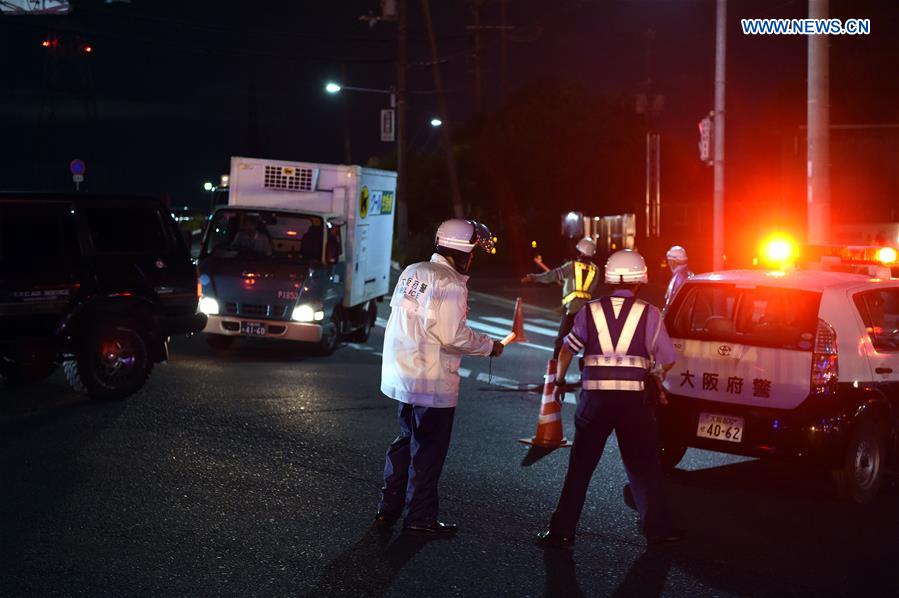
left=203, top=315, right=323, bottom=342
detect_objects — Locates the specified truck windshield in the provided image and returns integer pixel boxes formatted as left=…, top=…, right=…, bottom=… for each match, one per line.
left=202, top=210, right=324, bottom=262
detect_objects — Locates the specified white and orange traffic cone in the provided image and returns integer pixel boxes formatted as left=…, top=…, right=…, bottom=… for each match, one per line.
left=519, top=359, right=572, bottom=449
left=501, top=297, right=528, bottom=346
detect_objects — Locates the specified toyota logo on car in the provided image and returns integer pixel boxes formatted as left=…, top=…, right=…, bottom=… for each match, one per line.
left=718, top=345, right=732, bottom=356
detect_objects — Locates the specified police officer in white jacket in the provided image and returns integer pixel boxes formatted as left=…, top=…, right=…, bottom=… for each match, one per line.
left=376, top=219, right=504, bottom=535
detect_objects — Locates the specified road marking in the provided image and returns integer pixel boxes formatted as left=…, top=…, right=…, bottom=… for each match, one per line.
left=459, top=367, right=472, bottom=378
left=475, top=372, right=521, bottom=389
left=465, top=320, right=553, bottom=352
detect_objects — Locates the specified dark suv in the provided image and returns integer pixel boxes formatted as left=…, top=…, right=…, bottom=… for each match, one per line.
left=0, top=193, right=206, bottom=400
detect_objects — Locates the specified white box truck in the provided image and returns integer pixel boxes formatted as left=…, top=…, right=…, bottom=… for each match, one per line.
left=197, top=157, right=396, bottom=355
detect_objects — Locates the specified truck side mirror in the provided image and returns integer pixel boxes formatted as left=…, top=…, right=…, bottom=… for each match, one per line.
left=326, top=239, right=340, bottom=264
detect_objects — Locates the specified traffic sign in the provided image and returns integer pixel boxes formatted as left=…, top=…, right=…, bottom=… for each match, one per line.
left=70, top=158, right=86, bottom=175
left=698, top=113, right=713, bottom=165
left=380, top=109, right=395, bottom=142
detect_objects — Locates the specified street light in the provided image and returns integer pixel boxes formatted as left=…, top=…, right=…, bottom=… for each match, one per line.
left=325, top=81, right=342, bottom=94
left=430, top=117, right=442, bottom=127
left=203, top=181, right=213, bottom=191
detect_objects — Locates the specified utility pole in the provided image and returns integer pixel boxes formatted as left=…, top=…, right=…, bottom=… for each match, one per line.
left=470, top=0, right=483, bottom=113
left=713, top=0, right=726, bottom=270
left=396, top=0, right=409, bottom=250
left=500, top=0, right=508, bottom=102
left=422, top=0, right=465, bottom=219
left=807, top=0, right=830, bottom=243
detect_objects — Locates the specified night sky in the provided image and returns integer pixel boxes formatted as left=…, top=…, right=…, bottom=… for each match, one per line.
left=1, top=0, right=896, bottom=267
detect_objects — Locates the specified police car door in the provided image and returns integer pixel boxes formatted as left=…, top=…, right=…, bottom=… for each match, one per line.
left=666, top=283, right=820, bottom=410
left=852, top=284, right=899, bottom=402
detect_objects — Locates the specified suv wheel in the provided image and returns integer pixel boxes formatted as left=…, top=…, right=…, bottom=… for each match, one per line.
left=206, top=334, right=236, bottom=351
left=349, top=301, right=376, bottom=343
left=832, top=418, right=886, bottom=504
left=659, top=444, right=687, bottom=470
left=64, top=319, right=153, bottom=401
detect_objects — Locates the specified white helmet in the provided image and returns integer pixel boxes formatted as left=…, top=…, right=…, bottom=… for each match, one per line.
left=575, top=237, right=596, bottom=257
left=666, top=245, right=688, bottom=263
left=605, top=249, right=648, bottom=284
left=435, top=219, right=496, bottom=254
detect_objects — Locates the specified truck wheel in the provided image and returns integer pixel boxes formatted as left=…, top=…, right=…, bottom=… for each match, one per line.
left=350, top=301, right=376, bottom=343
left=832, top=418, right=886, bottom=504
left=314, top=313, right=340, bottom=356
left=64, top=319, right=153, bottom=401
left=206, top=334, right=236, bottom=351
left=659, top=444, right=687, bottom=470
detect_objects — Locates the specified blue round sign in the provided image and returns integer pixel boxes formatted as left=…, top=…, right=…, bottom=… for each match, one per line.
left=69, top=159, right=86, bottom=175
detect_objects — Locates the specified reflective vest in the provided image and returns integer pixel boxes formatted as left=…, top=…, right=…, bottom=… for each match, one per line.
left=562, top=261, right=598, bottom=307
left=581, top=296, right=650, bottom=392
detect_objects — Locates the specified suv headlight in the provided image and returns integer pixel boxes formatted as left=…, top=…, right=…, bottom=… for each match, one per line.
left=198, top=296, right=220, bottom=315
left=292, top=304, right=325, bottom=322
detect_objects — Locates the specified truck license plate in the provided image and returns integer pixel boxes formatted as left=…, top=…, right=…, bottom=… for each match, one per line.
left=696, top=413, right=744, bottom=443
left=240, top=321, right=266, bottom=336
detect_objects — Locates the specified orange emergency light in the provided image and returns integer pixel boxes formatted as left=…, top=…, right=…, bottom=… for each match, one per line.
left=759, top=234, right=797, bottom=269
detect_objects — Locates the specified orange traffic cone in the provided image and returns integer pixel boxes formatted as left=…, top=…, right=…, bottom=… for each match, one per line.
left=510, top=297, right=528, bottom=343
left=519, top=359, right=572, bottom=448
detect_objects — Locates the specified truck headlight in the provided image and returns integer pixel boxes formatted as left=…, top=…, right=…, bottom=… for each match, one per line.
left=198, top=296, right=220, bottom=315
left=292, top=304, right=315, bottom=322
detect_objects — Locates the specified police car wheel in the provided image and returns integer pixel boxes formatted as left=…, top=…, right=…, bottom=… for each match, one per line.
left=659, top=445, right=687, bottom=470
left=832, top=418, right=886, bottom=504
left=65, top=320, right=153, bottom=401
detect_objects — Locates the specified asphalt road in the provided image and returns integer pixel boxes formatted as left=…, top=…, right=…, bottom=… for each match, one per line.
left=3, top=290, right=899, bottom=597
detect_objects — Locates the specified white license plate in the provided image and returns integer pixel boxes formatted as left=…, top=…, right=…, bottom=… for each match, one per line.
left=696, top=413, right=744, bottom=443
left=240, top=321, right=266, bottom=336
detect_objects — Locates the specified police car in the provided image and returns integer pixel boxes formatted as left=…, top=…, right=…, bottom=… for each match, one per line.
left=658, top=242, right=899, bottom=503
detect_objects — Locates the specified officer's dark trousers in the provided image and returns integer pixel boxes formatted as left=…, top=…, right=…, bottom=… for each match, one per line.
left=550, top=390, right=672, bottom=539
left=553, top=313, right=577, bottom=359
left=379, top=402, right=456, bottom=526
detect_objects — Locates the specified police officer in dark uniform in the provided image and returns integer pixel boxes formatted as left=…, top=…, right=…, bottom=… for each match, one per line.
left=535, top=249, right=685, bottom=548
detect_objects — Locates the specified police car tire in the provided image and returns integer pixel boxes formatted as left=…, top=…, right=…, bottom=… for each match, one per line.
left=659, top=445, right=687, bottom=470
left=832, top=418, right=886, bottom=504
left=64, top=321, right=152, bottom=401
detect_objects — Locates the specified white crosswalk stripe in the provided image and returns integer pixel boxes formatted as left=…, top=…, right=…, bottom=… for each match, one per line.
left=480, top=316, right=558, bottom=337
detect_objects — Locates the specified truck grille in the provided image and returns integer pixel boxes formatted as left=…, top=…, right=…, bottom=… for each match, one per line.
left=263, top=164, right=314, bottom=192
left=223, top=302, right=289, bottom=319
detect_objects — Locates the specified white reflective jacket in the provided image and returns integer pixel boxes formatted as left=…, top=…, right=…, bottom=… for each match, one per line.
left=381, top=254, right=494, bottom=408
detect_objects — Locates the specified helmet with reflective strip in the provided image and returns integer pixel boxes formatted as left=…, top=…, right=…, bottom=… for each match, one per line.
left=666, top=245, right=688, bottom=263
left=575, top=237, right=596, bottom=257
left=436, top=219, right=496, bottom=254
left=605, top=249, right=648, bottom=284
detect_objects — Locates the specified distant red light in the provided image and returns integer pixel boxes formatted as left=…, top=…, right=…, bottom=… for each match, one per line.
left=243, top=278, right=256, bottom=286
left=41, top=40, right=51, bottom=47
left=286, top=230, right=297, bottom=236
left=83, top=45, right=93, bottom=53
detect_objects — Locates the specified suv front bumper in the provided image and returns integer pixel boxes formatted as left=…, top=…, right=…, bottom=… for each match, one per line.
left=203, top=314, right=323, bottom=342
left=658, top=393, right=851, bottom=468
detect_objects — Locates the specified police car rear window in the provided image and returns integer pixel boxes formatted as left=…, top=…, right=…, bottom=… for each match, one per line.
left=668, top=283, right=821, bottom=351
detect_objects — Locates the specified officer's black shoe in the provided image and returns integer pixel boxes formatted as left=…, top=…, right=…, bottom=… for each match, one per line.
left=373, top=512, right=400, bottom=530
left=535, top=530, right=575, bottom=549
left=623, top=484, right=637, bottom=511
left=402, top=521, right=458, bottom=536
left=646, top=528, right=686, bottom=548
